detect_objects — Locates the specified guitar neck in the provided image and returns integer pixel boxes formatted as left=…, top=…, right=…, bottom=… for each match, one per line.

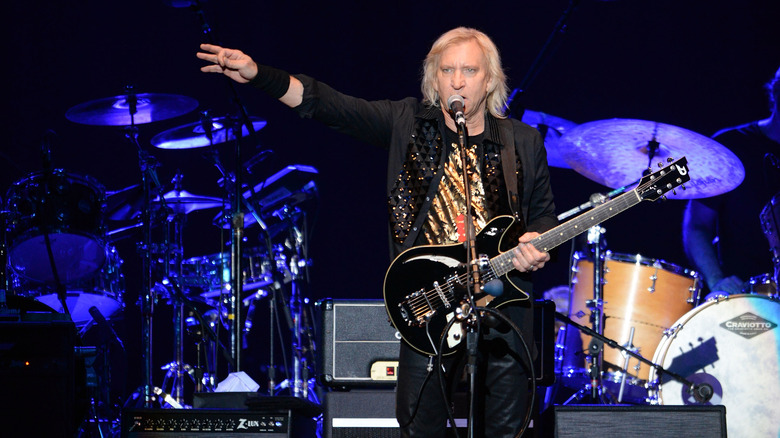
left=491, top=189, right=642, bottom=276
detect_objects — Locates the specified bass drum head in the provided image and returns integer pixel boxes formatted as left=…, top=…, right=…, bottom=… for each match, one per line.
left=650, top=294, right=780, bottom=438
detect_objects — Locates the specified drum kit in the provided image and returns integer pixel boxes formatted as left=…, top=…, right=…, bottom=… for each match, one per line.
left=0, top=87, right=320, bottom=429
left=530, top=115, right=779, bottom=437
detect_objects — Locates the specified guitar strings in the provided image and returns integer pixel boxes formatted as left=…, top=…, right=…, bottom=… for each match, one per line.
left=404, top=265, right=500, bottom=323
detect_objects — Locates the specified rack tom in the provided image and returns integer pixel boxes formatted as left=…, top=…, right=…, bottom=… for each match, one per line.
left=565, top=252, right=701, bottom=388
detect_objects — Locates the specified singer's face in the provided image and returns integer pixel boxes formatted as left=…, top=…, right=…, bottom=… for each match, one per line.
left=435, top=40, right=491, bottom=120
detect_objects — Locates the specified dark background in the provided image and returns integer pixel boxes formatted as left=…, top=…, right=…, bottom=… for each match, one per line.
left=5, top=0, right=779, bottom=398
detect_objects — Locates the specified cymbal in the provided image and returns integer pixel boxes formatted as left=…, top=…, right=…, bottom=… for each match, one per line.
left=520, top=109, right=577, bottom=168
left=150, top=116, right=267, bottom=149
left=154, top=189, right=224, bottom=214
left=557, top=118, right=745, bottom=199
left=66, top=93, right=198, bottom=126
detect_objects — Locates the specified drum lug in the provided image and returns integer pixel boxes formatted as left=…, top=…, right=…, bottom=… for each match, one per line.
left=663, top=323, right=682, bottom=337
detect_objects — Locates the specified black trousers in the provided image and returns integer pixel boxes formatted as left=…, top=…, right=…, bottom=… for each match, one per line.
left=395, top=303, right=535, bottom=438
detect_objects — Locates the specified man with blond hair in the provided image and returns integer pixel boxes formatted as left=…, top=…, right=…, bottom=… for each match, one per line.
left=198, top=26, right=557, bottom=437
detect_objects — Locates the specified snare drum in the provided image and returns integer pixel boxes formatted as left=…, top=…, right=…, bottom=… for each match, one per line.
left=744, top=273, right=778, bottom=298
left=16, top=245, right=124, bottom=326
left=649, top=294, right=780, bottom=438
left=5, top=170, right=107, bottom=284
left=760, top=193, right=780, bottom=256
left=564, top=252, right=700, bottom=395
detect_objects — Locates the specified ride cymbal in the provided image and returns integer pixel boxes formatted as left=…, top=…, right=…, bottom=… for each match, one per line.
left=557, top=118, right=744, bottom=199
left=521, top=109, right=578, bottom=169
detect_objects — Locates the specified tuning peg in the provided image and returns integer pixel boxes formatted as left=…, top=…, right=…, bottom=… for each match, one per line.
left=681, top=184, right=686, bottom=190
left=658, top=162, right=663, bottom=168
left=667, top=157, right=675, bottom=163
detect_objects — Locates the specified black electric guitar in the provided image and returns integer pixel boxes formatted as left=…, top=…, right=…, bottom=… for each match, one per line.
left=383, top=157, right=690, bottom=356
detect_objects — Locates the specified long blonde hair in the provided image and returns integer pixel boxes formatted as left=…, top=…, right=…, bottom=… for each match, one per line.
left=421, top=27, right=509, bottom=119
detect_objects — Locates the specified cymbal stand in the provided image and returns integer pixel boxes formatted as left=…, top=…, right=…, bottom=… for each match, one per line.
left=584, top=225, right=606, bottom=402
left=161, top=175, right=187, bottom=406
left=275, top=205, right=314, bottom=399
left=123, top=85, right=166, bottom=407
left=177, top=0, right=268, bottom=374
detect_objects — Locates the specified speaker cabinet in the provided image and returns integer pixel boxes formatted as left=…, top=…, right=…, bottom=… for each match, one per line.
left=316, top=299, right=400, bottom=388
left=550, top=404, right=727, bottom=438
left=316, top=298, right=556, bottom=388
left=323, top=389, right=468, bottom=438
left=0, top=320, right=81, bottom=438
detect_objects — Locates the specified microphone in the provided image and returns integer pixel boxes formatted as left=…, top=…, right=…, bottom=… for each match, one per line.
left=483, top=279, right=504, bottom=297
left=447, top=94, right=466, bottom=126
left=88, top=306, right=125, bottom=351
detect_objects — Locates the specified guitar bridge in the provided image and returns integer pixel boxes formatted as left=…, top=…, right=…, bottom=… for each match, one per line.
left=398, top=289, right=434, bottom=327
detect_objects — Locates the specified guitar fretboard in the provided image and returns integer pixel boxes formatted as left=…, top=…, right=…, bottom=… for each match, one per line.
left=489, top=190, right=642, bottom=277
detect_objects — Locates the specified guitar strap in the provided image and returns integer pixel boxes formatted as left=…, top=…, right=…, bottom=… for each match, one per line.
left=400, top=120, right=448, bottom=250
left=490, top=116, right=522, bottom=221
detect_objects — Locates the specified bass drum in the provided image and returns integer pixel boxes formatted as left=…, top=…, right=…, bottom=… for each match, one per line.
left=5, top=170, right=107, bottom=284
left=649, top=294, right=780, bottom=438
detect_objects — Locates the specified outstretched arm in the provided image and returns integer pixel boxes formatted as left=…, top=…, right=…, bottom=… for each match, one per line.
left=196, top=43, right=303, bottom=107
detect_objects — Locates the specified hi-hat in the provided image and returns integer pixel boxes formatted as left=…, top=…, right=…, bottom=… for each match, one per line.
left=66, top=93, right=198, bottom=126
left=154, top=189, right=224, bottom=214
left=150, top=116, right=267, bottom=149
left=521, top=109, right=577, bottom=169
left=557, top=118, right=744, bottom=199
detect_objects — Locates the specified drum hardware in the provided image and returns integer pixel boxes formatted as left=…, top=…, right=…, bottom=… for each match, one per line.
left=616, top=326, right=636, bottom=403
left=173, top=0, right=268, bottom=374
left=147, top=174, right=228, bottom=406
left=66, top=84, right=199, bottom=408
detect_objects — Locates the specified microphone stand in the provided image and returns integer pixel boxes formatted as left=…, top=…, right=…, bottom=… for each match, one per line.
left=554, top=311, right=715, bottom=404
left=505, top=0, right=582, bottom=118
left=452, top=114, right=483, bottom=438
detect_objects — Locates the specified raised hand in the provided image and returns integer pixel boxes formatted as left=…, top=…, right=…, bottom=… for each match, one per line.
left=196, top=43, right=258, bottom=83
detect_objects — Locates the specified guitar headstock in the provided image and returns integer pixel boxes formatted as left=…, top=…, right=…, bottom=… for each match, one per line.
left=636, top=156, right=690, bottom=202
